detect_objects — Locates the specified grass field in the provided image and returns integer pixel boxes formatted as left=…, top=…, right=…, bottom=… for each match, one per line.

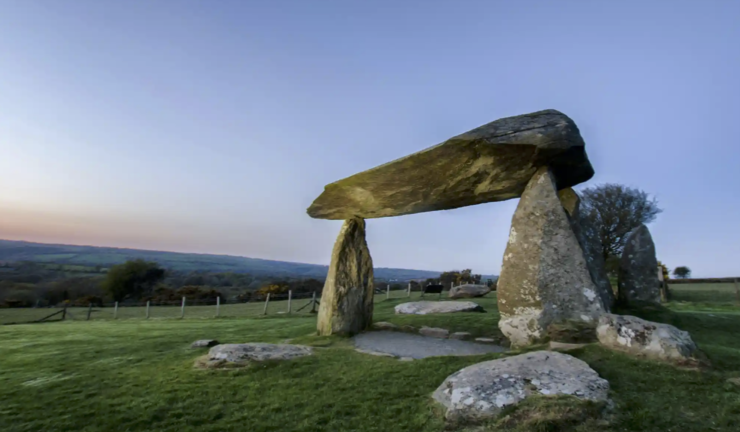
left=668, top=282, right=739, bottom=304
left=2, top=292, right=740, bottom=431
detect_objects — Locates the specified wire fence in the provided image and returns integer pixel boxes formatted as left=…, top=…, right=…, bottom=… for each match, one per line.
left=4, top=281, right=737, bottom=325
left=0, top=287, right=428, bottom=325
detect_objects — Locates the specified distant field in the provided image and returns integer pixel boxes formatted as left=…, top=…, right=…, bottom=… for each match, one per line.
left=0, top=289, right=419, bottom=325
left=0, top=239, right=453, bottom=280
left=668, top=282, right=739, bottom=304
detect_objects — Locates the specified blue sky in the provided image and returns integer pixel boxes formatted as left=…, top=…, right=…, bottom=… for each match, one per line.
left=1, top=1, right=738, bottom=277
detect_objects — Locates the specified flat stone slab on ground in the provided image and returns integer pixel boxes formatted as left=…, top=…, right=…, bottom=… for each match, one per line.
left=196, top=343, right=313, bottom=368
left=433, top=351, right=610, bottom=422
left=450, top=332, right=472, bottom=340
left=395, top=301, right=483, bottom=315
left=449, top=284, right=491, bottom=299
left=353, top=331, right=506, bottom=360
left=419, top=327, right=450, bottom=338
left=191, top=339, right=219, bottom=348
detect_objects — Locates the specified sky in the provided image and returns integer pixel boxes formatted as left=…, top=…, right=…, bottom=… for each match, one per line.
left=0, top=1, right=739, bottom=278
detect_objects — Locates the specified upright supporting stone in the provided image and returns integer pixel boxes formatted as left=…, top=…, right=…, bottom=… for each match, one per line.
left=497, top=167, right=605, bottom=347
left=558, top=188, right=615, bottom=311
left=618, top=224, right=661, bottom=305
left=317, top=217, right=374, bottom=336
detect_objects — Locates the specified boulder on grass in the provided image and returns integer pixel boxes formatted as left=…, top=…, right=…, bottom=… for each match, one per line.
left=433, top=351, right=609, bottom=423
left=596, top=314, right=704, bottom=365
left=449, top=284, right=492, bottom=299
left=372, top=322, right=399, bottom=331
left=395, top=301, right=483, bottom=315
left=195, top=343, right=312, bottom=369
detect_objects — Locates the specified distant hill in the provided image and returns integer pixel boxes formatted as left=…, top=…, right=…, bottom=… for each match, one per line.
left=0, top=239, right=456, bottom=281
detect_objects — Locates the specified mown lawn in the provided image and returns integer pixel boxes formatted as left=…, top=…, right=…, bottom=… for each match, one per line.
left=2, top=294, right=740, bottom=431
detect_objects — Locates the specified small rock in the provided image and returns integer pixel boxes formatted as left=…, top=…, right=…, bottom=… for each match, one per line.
left=196, top=343, right=312, bottom=368
left=191, top=339, right=219, bottom=348
left=399, top=357, right=414, bottom=362
left=549, top=341, right=588, bottom=352
left=727, top=377, right=740, bottom=387
left=448, top=284, right=491, bottom=299
left=400, top=325, right=417, bottom=333
left=450, top=332, right=472, bottom=341
left=433, top=351, right=609, bottom=422
left=395, top=301, right=484, bottom=315
left=372, top=322, right=399, bottom=331
left=419, top=327, right=450, bottom=339
left=475, top=337, right=497, bottom=344
left=597, top=314, right=704, bottom=365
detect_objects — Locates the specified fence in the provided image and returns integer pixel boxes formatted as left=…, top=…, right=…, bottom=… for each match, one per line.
left=0, top=291, right=320, bottom=325
left=0, top=283, right=438, bottom=325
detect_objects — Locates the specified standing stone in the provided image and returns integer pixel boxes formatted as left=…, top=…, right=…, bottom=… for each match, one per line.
left=558, top=188, right=615, bottom=311
left=317, top=217, right=374, bottom=336
left=497, top=167, right=605, bottom=347
left=618, top=224, right=660, bottom=305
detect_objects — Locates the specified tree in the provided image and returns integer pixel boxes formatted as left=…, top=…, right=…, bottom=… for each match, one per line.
left=580, top=183, right=662, bottom=260
left=673, top=266, right=691, bottom=279
left=103, top=259, right=165, bottom=301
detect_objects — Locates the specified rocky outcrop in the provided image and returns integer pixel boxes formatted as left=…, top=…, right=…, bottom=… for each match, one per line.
left=596, top=314, right=703, bottom=365
left=317, top=217, right=374, bottom=336
left=497, top=168, right=605, bottom=347
left=307, top=110, right=594, bottom=220
left=558, top=188, right=615, bottom=310
left=449, top=284, right=491, bottom=299
left=395, top=301, right=483, bottom=315
left=195, top=343, right=312, bottom=368
left=433, top=351, right=610, bottom=422
left=618, top=225, right=661, bottom=305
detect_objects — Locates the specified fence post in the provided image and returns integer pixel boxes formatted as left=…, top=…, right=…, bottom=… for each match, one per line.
left=146, top=301, right=150, bottom=319
left=216, top=296, right=220, bottom=318
left=263, top=293, right=271, bottom=315
left=87, top=303, right=93, bottom=321
left=114, top=301, right=119, bottom=320
left=180, top=296, right=186, bottom=319
left=407, top=282, right=411, bottom=297
left=288, top=290, right=292, bottom=314
left=62, top=304, right=67, bottom=320
left=386, top=284, right=390, bottom=300
left=311, top=291, right=317, bottom=313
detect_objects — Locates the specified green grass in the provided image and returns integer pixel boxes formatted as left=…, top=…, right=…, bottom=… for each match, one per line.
left=668, top=282, right=739, bottom=304
left=2, top=293, right=740, bottom=431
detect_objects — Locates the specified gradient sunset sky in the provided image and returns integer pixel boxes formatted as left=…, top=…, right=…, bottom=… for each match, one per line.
left=1, top=1, right=739, bottom=277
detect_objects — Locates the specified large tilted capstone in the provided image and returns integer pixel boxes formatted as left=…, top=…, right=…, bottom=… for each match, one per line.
left=497, top=167, right=605, bottom=347
left=558, top=188, right=615, bottom=311
left=618, top=224, right=661, bottom=305
left=316, top=217, right=375, bottom=336
left=307, top=110, right=594, bottom=220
